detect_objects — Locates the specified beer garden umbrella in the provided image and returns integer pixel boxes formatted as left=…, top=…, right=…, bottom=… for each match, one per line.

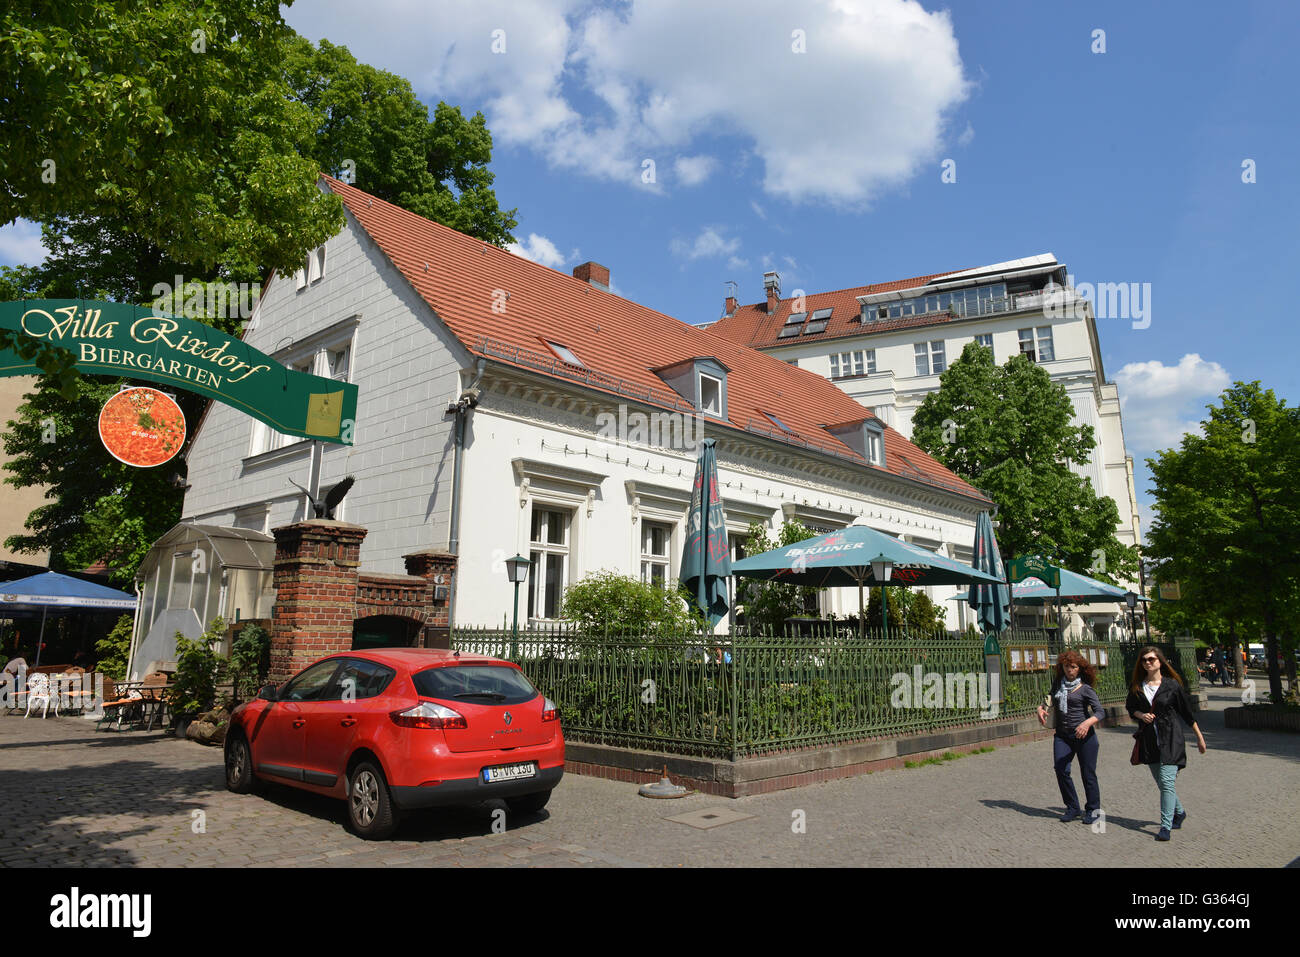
left=678, top=438, right=731, bottom=626
left=730, top=525, right=1005, bottom=638
left=967, top=510, right=1009, bottom=652
left=0, top=571, right=137, bottom=666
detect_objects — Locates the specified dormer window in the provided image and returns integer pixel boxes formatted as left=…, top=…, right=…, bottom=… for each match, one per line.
left=651, top=357, right=729, bottom=419
left=865, top=420, right=886, bottom=466
left=698, top=372, right=722, bottom=416
left=823, top=416, right=888, bottom=469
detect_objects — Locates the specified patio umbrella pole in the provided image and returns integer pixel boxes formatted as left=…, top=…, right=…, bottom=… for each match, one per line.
left=858, top=576, right=864, bottom=640
left=34, top=604, right=47, bottom=667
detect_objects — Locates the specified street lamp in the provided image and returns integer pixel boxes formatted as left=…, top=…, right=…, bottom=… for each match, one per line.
left=870, top=554, right=894, bottom=639
left=506, top=555, right=530, bottom=658
left=1124, top=590, right=1138, bottom=643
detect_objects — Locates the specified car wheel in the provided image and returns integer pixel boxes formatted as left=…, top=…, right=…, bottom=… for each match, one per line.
left=348, top=760, right=399, bottom=840
left=224, top=734, right=260, bottom=794
left=505, top=789, right=552, bottom=816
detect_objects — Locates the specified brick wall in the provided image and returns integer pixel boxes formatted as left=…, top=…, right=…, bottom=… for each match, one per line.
left=268, top=521, right=458, bottom=681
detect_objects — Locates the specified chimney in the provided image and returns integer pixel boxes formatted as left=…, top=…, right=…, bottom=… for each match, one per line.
left=723, top=280, right=738, bottom=317
left=764, top=271, right=781, bottom=314
left=573, top=261, right=610, bottom=291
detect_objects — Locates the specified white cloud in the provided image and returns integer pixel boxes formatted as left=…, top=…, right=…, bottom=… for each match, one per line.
left=284, top=0, right=969, bottom=206
left=726, top=255, right=749, bottom=271
left=670, top=226, right=740, bottom=262
left=0, top=219, right=48, bottom=267
left=958, top=122, right=975, bottom=146
left=749, top=200, right=767, bottom=220
left=1114, top=354, right=1232, bottom=453
left=507, top=233, right=567, bottom=268
left=673, top=155, right=717, bottom=186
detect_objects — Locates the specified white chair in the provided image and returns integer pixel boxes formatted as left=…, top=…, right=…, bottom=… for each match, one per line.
left=24, top=673, right=57, bottom=718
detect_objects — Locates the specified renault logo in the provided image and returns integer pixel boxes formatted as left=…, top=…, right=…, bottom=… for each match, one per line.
left=502, top=711, right=512, bottom=725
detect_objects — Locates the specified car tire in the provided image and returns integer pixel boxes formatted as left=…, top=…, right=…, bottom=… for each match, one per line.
left=348, top=760, right=399, bottom=840
left=224, top=734, right=261, bottom=794
left=505, top=789, right=552, bottom=816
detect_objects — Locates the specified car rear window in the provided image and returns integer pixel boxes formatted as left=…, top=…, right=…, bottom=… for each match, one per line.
left=412, top=665, right=538, bottom=705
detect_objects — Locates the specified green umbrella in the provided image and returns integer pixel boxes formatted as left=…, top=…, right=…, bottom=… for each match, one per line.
left=679, top=438, right=731, bottom=626
left=967, top=511, right=1009, bottom=652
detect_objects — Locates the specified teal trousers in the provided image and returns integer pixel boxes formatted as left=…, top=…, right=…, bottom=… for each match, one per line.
left=1148, top=763, right=1185, bottom=829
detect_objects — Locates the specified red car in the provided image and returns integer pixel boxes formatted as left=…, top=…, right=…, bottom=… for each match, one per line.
left=223, top=648, right=564, bottom=839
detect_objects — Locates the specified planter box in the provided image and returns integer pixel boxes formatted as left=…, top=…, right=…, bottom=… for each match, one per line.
left=1223, top=706, right=1300, bottom=732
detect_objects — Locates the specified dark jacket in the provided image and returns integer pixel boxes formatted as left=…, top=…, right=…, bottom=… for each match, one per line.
left=1126, top=678, right=1197, bottom=768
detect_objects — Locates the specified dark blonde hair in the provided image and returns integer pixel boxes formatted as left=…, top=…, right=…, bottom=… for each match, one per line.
left=1129, top=645, right=1184, bottom=694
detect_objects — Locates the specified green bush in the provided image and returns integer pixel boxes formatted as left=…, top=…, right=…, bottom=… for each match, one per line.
left=561, top=572, right=703, bottom=637
left=168, top=617, right=226, bottom=718
left=228, top=622, right=270, bottom=703
left=94, top=614, right=134, bottom=680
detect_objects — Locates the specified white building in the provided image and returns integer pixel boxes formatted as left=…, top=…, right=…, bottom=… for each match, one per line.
left=705, top=256, right=1142, bottom=638
left=180, top=177, right=997, bottom=634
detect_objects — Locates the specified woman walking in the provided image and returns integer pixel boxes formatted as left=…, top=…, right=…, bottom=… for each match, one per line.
left=1126, top=646, right=1207, bottom=841
left=1037, top=650, right=1105, bottom=823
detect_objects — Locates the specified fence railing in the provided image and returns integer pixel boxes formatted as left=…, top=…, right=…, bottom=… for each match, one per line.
left=452, top=625, right=1194, bottom=759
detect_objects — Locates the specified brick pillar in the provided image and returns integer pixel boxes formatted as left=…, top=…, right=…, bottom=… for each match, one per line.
left=403, top=549, right=458, bottom=649
left=269, top=520, right=367, bottom=684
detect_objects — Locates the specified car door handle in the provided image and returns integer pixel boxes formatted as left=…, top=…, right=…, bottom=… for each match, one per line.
left=292, top=719, right=306, bottom=728
left=340, top=718, right=357, bottom=727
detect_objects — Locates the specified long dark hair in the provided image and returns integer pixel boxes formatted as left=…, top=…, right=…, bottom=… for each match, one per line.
left=1055, top=650, right=1096, bottom=686
left=1130, top=645, right=1184, bottom=694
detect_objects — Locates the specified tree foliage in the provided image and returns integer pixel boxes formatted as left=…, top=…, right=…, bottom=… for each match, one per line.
left=911, top=342, right=1137, bottom=582
left=1145, top=381, right=1300, bottom=702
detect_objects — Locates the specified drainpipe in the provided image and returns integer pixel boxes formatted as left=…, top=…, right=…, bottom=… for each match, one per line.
left=126, top=578, right=145, bottom=683
left=446, top=359, right=487, bottom=632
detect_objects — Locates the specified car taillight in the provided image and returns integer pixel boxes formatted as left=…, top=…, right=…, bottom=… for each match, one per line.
left=390, top=701, right=467, bottom=730
left=541, top=697, right=559, bottom=722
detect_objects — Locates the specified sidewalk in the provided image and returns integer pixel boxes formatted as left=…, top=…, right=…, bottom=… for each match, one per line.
left=1, top=684, right=1296, bottom=867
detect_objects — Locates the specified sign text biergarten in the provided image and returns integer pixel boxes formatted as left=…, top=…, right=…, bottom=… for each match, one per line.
left=0, top=301, right=357, bottom=445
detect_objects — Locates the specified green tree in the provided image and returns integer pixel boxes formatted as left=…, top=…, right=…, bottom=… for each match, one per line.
left=168, top=616, right=226, bottom=718
left=1146, top=382, right=1300, bottom=702
left=561, top=572, right=703, bottom=636
left=93, top=614, right=134, bottom=681
left=737, top=520, right=823, bottom=634
left=911, top=342, right=1137, bottom=583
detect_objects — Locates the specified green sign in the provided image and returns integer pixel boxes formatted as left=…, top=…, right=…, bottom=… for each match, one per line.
left=1007, top=554, right=1061, bottom=589
left=0, top=300, right=357, bottom=445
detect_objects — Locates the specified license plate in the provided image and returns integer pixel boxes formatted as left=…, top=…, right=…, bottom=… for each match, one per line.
left=482, top=762, right=537, bottom=783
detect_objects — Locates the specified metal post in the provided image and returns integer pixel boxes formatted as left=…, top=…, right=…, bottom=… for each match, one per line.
left=511, top=580, right=521, bottom=660
left=882, top=587, right=889, bottom=640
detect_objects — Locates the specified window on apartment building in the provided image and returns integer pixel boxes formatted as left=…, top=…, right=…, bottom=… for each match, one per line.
left=640, top=521, right=672, bottom=586
left=913, top=340, right=946, bottom=376
left=1018, top=326, right=1055, bottom=363
left=866, top=428, right=885, bottom=466
left=528, top=507, right=570, bottom=620
left=327, top=345, right=350, bottom=381
left=974, top=334, right=993, bottom=357
left=829, top=350, right=870, bottom=380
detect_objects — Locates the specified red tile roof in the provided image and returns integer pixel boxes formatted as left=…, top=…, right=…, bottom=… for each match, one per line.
left=707, top=271, right=966, bottom=349
left=320, top=176, right=987, bottom=503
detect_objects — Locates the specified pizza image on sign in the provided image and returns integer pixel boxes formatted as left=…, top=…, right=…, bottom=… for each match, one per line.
left=98, top=387, right=187, bottom=468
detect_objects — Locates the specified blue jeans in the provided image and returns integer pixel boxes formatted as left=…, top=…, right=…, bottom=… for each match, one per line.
left=1148, top=763, right=1185, bottom=829
left=1053, top=731, right=1100, bottom=814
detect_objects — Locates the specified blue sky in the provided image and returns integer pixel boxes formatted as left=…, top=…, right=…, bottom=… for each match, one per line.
left=3, top=0, right=1295, bottom=538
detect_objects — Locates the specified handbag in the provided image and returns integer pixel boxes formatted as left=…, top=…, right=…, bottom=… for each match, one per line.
left=1129, top=732, right=1142, bottom=765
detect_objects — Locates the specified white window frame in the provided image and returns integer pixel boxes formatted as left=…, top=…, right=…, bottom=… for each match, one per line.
left=1018, top=326, right=1055, bottom=363
left=698, top=372, right=723, bottom=417
left=640, top=520, right=672, bottom=586
left=930, top=340, right=946, bottom=374
left=248, top=327, right=356, bottom=458
left=528, top=506, right=571, bottom=621
left=974, top=333, right=993, bottom=356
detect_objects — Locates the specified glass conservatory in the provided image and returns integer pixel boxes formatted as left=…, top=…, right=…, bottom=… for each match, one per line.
left=128, top=523, right=275, bottom=679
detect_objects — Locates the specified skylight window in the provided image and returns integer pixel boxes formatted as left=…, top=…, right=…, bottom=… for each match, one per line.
left=810, top=307, right=833, bottom=321
left=784, top=311, right=807, bottom=325
left=802, top=319, right=828, bottom=334
left=761, top=411, right=794, bottom=434
left=777, top=325, right=801, bottom=338
left=546, top=341, right=584, bottom=368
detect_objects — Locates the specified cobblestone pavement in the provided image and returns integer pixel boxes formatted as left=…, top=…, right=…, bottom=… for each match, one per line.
left=2, top=685, right=1296, bottom=867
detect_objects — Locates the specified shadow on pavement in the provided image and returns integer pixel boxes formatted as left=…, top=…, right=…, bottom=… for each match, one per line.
left=979, top=798, right=1153, bottom=834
